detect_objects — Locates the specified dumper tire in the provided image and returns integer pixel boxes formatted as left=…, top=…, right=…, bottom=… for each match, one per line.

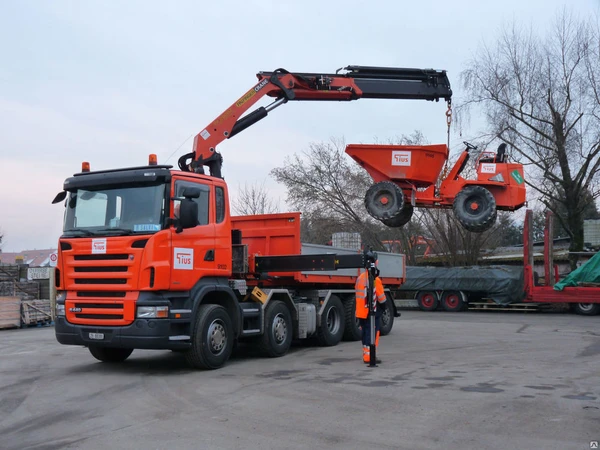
left=572, top=303, right=600, bottom=316
left=258, top=300, right=293, bottom=357
left=453, top=186, right=497, bottom=233
left=185, top=304, right=234, bottom=370
left=316, top=295, right=345, bottom=346
left=382, top=205, right=414, bottom=228
left=379, top=296, right=395, bottom=336
left=365, top=181, right=405, bottom=221
left=417, top=291, right=439, bottom=312
left=88, top=346, right=133, bottom=363
left=343, top=296, right=362, bottom=341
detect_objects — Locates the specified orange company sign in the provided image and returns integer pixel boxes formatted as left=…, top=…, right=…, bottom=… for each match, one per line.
left=391, top=150, right=411, bottom=166
left=174, top=247, right=194, bottom=270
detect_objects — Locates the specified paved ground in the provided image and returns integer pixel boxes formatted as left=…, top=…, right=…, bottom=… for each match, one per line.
left=0, top=310, right=599, bottom=450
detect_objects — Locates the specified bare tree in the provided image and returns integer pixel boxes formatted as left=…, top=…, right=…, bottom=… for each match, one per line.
left=230, top=180, right=280, bottom=216
left=460, top=9, right=600, bottom=267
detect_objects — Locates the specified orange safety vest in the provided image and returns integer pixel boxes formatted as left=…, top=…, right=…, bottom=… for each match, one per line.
left=355, top=271, right=386, bottom=319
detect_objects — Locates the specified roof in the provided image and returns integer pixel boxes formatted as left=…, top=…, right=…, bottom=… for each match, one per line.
left=0, top=248, right=58, bottom=267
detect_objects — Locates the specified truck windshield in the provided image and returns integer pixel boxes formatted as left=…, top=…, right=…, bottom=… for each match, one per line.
left=62, top=183, right=166, bottom=236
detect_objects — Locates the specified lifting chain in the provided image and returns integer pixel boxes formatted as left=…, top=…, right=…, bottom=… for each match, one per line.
left=437, top=99, right=453, bottom=187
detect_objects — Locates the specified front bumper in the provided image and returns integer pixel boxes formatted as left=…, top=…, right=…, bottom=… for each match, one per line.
left=55, top=316, right=191, bottom=350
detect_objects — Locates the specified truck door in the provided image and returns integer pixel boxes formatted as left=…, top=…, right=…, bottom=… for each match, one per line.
left=170, top=178, right=216, bottom=290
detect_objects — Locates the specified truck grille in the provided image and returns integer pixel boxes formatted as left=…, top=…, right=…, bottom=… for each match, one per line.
left=65, top=295, right=136, bottom=326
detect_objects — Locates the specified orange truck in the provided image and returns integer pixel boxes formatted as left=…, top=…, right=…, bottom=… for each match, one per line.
left=51, top=64, right=451, bottom=369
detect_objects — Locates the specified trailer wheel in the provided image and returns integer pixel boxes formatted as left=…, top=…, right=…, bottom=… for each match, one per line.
left=379, top=298, right=395, bottom=335
left=88, top=347, right=133, bottom=363
left=382, top=205, right=414, bottom=228
left=417, top=291, right=439, bottom=311
left=258, top=300, right=293, bottom=357
left=343, top=296, right=362, bottom=341
left=316, top=295, right=345, bottom=346
left=573, top=303, right=600, bottom=316
left=453, top=186, right=497, bottom=233
left=365, top=181, right=405, bottom=221
left=441, top=291, right=465, bottom=312
left=185, top=304, right=234, bottom=370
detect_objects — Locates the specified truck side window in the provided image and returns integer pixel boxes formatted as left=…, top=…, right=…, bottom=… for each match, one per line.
left=174, top=181, right=210, bottom=226
left=216, top=187, right=225, bottom=224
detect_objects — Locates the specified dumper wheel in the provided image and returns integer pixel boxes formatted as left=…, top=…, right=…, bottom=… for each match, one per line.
left=343, top=296, right=362, bottom=341
left=453, top=186, right=497, bottom=233
left=185, top=304, right=234, bottom=370
left=88, top=347, right=133, bottom=363
left=382, top=205, right=414, bottom=228
left=258, top=300, right=293, bottom=357
left=316, top=295, right=345, bottom=346
left=365, top=181, right=405, bottom=221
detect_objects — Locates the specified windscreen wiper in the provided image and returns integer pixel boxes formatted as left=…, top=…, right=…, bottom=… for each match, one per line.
left=63, top=229, right=95, bottom=237
left=95, top=228, right=135, bottom=236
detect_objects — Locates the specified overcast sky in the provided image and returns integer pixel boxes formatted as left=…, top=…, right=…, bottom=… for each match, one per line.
left=1, top=0, right=597, bottom=252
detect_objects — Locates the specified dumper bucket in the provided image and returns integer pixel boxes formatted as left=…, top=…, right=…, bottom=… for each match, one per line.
left=345, top=144, right=449, bottom=188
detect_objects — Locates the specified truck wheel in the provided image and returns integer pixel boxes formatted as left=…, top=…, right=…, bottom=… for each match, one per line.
left=258, top=300, right=293, bottom=357
left=185, top=304, right=234, bottom=370
left=316, top=295, right=345, bottom=346
left=382, top=205, right=414, bottom=228
left=441, top=291, right=465, bottom=312
left=365, top=181, right=405, bottom=221
left=573, top=303, right=600, bottom=316
left=453, top=186, right=497, bottom=233
left=343, top=296, right=362, bottom=341
left=379, top=300, right=395, bottom=336
left=88, top=347, right=133, bottom=363
left=417, top=291, right=439, bottom=311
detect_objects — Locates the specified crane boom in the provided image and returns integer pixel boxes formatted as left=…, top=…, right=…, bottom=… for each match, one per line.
left=178, top=65, right=452, bottom=177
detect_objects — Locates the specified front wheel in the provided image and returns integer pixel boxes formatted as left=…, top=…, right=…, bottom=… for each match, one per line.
left=185, top=304, right=234, bottom=370
left=364, top=181, right=405, bottom=221
left=89, top=347, right=133, bottom=363
left=572, top=303, right=600, bottom=316
left=453, top=185, right=497, bottom=233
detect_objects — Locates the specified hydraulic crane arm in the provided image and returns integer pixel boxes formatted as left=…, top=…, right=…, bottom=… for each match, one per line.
left=178, top=65, right=452, bottom=177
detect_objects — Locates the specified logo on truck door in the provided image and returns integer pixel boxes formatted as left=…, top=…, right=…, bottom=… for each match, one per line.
left=174, top=247, right=194, bottom=270
left=392, top=151, right=411, bottom=166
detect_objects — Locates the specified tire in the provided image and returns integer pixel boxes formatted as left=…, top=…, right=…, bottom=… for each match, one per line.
left=343, top=296, right=362, bottom=341
left=382, top=205, right=414, bottom=228
left=258, top=300, right=293, bottom=357
left=365, top=181, right=405, bottom=221
left=316, top=295, right=345, bottom=346
left=572, top=303, right=600, bottom=316
left=417, top=291, right=439, bottom=312
left=379, top=298, right=395, bottom=336
left=185, top=304, right=234, bottom=370
left=88, top=347, right=133, bottom=363
left=441, top=291, right=465, bottom=312
left=453, top=185, right=497, bottom=232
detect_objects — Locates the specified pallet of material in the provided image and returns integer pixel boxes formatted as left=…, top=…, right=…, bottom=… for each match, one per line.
left=21, top=299, right=52, bottom=326
left=0, top=265, right=19, bottom=282
left=0, top=296, right=21, bottom=329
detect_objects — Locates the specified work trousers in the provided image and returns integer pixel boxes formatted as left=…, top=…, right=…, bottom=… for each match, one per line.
left=359, top=315, right=381, bottom=347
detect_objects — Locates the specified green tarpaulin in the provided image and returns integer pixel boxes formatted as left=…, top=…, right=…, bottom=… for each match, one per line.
left=554, top=251, right=600, bottom=291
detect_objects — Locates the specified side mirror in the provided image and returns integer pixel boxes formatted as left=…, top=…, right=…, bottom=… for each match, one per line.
left=52, top=191, right=67, bottom=204
left=176, top=198, right=198, bottom=233
left=181, top=186, right=201, bottom=199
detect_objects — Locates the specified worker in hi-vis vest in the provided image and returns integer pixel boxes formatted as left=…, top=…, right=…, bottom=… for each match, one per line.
left=355, top=267, right=387, bottom=363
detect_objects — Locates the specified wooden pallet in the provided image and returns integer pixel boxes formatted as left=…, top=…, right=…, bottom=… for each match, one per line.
left=0, top=296, right=21, bottom=329
left=21, top=299, right=52, bottom=326
left=468, top=301, right=540, bottom=312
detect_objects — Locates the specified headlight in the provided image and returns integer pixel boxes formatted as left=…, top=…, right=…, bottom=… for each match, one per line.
left=137, top=306, right=169, bottom=319
left=56, top=304, right=65, bottom=316
left=56, top=291, right=66, bottom=302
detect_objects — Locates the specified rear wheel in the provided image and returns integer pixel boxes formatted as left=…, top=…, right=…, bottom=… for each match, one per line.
left=379, top=299, right=395, bottom=335
left=365, top=181, right=405, bottom=221
left=417, top=291, right=439, bottom=312
left=572, top=303, right=600, bottom=316
left=185, top=304, right=234, bottom=370
left=453, top=186, right=497, bottom=232
left=258, top=300, right=293, bottom=357
left=441, top=291, right=465, bottom=312
left=316, top=295, right=345, bottom=346
left=88, top=347, right=133, bottom=363
left=343, top=296, right=362, bottom=341
left=382, top=205, right=414, bottom=228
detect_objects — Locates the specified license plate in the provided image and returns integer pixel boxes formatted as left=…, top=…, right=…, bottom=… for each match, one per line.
left=89, top=332, right=104, bottom=340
